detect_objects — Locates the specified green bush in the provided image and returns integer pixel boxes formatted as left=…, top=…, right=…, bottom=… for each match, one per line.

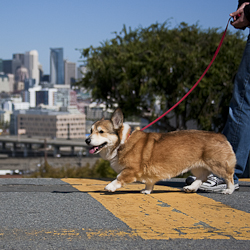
left=30, top=159, right=117, bottom=179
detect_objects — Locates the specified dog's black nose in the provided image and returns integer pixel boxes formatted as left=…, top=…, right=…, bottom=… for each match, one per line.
left=85, top=137, right=91, bottom=145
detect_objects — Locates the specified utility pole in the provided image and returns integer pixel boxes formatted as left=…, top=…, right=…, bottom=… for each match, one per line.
left=67, top=123, right=70, bottom=140
left=44, top=138, right=47, bottom=163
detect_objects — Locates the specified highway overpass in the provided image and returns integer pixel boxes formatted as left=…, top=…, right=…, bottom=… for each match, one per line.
left=0, top=135, right=88, bottom=157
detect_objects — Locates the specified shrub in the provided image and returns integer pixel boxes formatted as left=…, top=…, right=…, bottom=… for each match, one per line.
left=30, top=159, right=117, bottom=179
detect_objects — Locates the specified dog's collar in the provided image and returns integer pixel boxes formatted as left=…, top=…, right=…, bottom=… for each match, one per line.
left=126, top=133, right=130, bottom=141
left=124, top=133, right=130, bottom=144
left=118, top=134, right=130, bottom=152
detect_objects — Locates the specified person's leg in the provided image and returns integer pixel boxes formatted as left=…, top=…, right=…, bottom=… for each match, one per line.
left=185, top=34, right=250, bottom=192
left=223, top=34, right=250, bottom=184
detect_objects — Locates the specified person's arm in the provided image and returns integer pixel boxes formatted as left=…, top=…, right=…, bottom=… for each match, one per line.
left=230, top=2, right=250, bottom=29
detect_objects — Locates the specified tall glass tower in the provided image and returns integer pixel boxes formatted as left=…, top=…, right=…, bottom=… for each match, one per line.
left=50, top=48, right=64, bottom=85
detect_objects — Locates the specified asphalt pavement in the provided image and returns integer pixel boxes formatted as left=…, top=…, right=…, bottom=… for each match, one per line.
left=0, top=178, right=249, bottom=250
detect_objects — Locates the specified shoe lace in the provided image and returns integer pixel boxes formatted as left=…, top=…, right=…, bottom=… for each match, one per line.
left=207, top=175, right=225, bottom=185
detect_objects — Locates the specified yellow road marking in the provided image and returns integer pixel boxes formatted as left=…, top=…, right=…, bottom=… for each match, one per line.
left=0, top=228, right=136, bottom=240
left=85, top=229, right=137, bottom=239
left=62, top=178, right=250, bottom=240
left=239, top=178, right=250, bottom=182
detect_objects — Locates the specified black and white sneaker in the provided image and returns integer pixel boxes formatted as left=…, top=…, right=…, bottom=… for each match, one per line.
left=185, top=174, right=239, bottom=193
left=185, top=176, right=197, bottom=186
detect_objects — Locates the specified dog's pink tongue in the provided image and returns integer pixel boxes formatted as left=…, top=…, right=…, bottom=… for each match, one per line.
left=89, top=147, right=98, bottom=154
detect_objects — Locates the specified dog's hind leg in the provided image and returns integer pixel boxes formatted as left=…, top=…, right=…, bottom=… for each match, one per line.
left=183, top=167, right=210, bottom=193
left=221, top=175, right=235, bottom=194
left=220, top=162, right=235, bottom=195
left=211, top=159, right=235, bottom=194
left=141, top=182, right=155, bottom=194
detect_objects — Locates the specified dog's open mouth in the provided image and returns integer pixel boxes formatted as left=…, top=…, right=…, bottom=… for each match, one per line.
left=89, top=142, right=107, bottom=154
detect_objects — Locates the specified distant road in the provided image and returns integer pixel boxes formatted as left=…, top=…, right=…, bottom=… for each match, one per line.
left=0, top=178, right=249, bottom=249
left=0, top=156, right=100, bottom=173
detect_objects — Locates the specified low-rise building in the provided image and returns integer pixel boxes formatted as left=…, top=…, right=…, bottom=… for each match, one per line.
left=10, top=109, right=86, bottom=139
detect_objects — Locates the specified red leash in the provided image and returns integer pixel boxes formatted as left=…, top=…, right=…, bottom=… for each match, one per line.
left=141, top=18, right=231, bottom=131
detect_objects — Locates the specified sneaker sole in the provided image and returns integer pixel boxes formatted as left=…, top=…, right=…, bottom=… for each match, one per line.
left=199, top=184, right=239, bottom=193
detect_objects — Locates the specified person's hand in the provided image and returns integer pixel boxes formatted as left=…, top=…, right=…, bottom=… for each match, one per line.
left=230, top=2, right=250, bottom=29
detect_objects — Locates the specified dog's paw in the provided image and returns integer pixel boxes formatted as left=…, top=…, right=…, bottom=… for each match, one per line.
left=105, top=183, right=117, bottom=192
left=141, top=189, right=152, bottom=194
left=221, top=188, right=234, bottom=195
left=105, top=180, right=121, bottom=192
left=183, top=186, right=196, bottom=193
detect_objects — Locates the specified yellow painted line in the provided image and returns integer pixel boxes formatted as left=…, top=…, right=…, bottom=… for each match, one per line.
left=0, top=228, right=137, bottom=241
left=62, top=178, right=250, bottom=240
left=239, top=178, right=250, bottom=182
left=84, top=228, right=137, bottom=239
left=27, top=229, right=80, bottom=239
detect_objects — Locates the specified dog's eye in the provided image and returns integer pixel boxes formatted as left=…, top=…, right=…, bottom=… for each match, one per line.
left=90, top=129, right=92, bottom=134
left=99, top=130, right=104, bottom=134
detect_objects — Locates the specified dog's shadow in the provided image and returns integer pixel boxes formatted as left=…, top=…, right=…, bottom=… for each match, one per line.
left=86, top=180, right=187, bottom=195
left=87, top=190, right=182, bottom=195
left=156, top=180, right=185, bottom=189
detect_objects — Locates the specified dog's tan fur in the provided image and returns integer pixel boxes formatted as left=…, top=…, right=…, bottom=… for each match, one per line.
left=85, top=108, right=236, bottom=194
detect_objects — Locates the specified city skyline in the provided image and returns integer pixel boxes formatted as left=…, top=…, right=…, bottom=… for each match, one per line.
left=1, top=1, right=248, bottom=75
left=1, top=48, right=78, bottom=79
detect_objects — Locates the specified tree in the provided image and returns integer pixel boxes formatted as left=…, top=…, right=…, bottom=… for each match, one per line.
left=77, top=22, right=246, bottom=131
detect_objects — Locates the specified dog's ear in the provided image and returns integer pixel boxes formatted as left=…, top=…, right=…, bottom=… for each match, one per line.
left=111, top=108, right=124, bottom=130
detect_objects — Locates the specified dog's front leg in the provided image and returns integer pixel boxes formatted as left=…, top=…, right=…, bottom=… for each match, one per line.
left=105, top=170, right=137, bottom=192
left=105, top=179, right=122, bottom=192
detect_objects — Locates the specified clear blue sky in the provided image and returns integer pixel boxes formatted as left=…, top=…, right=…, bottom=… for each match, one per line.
left=1, top=0, right=248, bottom=75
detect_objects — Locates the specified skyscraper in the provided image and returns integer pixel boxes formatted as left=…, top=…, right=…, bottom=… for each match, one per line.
left=12, top=53, right=24, bottom=75
left=50, top=48, right=64, bottom=85
left=3, top=60, right=12, bottom=74
left=24, top=50, right=39, bottom=85
left=0, top=59, right=3, bottom=72
left=64, top=60, right=76, bottom=86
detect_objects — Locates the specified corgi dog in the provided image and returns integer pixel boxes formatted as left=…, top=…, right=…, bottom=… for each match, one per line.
left=85, top=108, right=236, bottom=194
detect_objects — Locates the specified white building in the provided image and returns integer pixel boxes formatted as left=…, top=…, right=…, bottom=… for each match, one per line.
left=0, top=74, right=10, bottom=92
left=0, top=73, right=14, bottom=93
left=7, top=74, right=14, bottom=92
left=24, top=50, right=39, bottom=85
left=13, top=102, right=30, bottom=110
left=2, top=96, right=30, bottom=111
left=28, top=85, right=42, bottom=107
left=0, top=110, right=11, bottom=124
left=2, top=101, right=13, bottom=111
left=48, top=88, right=57, bottom=107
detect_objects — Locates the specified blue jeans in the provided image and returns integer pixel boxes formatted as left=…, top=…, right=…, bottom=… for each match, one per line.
left=223, top=33, right=250, bottom=184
